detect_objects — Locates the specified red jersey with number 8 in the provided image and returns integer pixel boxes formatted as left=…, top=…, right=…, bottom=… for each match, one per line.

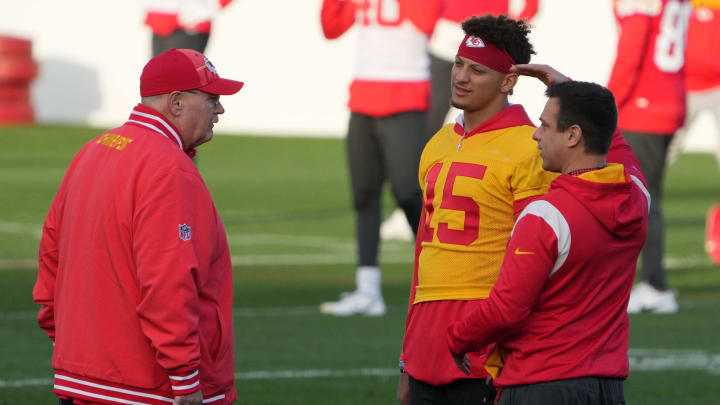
left=607, top=0, right=692, bottom=134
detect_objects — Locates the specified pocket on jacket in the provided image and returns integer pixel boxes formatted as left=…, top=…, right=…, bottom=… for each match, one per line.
left=211, top=306, right=225, bottom=363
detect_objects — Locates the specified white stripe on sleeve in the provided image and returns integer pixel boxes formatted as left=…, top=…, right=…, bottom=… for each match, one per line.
left=512, top=200, right=571, bottom=278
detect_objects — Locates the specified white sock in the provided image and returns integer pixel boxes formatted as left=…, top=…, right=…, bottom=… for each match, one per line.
left=356, top=266, right=381, bottom=299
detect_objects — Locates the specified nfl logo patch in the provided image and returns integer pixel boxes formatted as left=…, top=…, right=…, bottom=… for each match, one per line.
left=178, top=224, right=192, bottom=241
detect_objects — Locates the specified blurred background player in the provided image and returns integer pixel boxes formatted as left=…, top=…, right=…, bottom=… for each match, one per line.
left=397, top=15, right=557, bottom=405
left=607, top=0, right=692, bottom=314
left=318, top=0, right=437, bottom=316
left=144, top=0, right=235, bottom=57
left=381, top=0, right=540, bottom=242
left=667, top=0, right=720, bottom=265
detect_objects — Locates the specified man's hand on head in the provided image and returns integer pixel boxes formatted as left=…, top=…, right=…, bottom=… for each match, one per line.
left=511, top=64, right=569, bottom=87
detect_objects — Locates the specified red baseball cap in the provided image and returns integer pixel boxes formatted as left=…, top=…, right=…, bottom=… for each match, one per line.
left=140, top=48, right=244, bottom=97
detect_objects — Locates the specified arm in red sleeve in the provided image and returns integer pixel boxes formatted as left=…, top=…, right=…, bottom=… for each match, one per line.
left=513, top=195, right=542, bottom=219
left=321, top=0, right=359, bottom=39
left=400, top=0, right=443, bottom=35
left=133, top=169, right=215, bottom=396
left=33, top=203, right=60, bottom=342
left=515, top=0, right=539, bottom=21
left=447, top=213, right=557, bottom=356
left=606, top=14, right=653, bottom=108
left=607, top=129, right=647, bottom=187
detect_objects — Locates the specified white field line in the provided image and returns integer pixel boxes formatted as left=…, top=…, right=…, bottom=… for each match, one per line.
left=0, top=222, right=41, bottom=239
left=0, top=227, right=709, bottom=269
left=2, top=350, right=720, bottom=388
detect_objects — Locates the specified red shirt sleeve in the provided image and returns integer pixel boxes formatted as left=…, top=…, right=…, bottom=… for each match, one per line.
left=400, top=0, right=443, bottom=35
left=447, top=213, right=557, bottom=356
left=516, top=0, right=539, bottom=21
left=607, top=129, right=647, bottom=187
left=607, top=14, right=654, bottom=108
left=34, top=201, right=60, bottom=342
left=133, top=169, right=215, bottom=396
left=321, top=0, right=359, bottom=39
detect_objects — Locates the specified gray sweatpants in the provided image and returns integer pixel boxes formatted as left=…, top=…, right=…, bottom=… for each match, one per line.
left=624, top=131, right=674, bottom=290
left=346, top=111, right=425, bottom=266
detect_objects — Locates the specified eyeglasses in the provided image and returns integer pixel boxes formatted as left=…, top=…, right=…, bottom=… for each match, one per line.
left=182, top=90, right=221, bottom=106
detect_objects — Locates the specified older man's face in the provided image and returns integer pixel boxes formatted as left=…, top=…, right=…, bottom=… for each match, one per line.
left=177, top=90, right=224, bottom=150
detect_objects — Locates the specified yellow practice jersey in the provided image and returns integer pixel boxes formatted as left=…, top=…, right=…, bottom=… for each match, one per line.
left=414, top=105, right=558, bottom=303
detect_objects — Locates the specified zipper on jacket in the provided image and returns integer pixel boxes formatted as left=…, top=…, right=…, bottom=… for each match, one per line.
left=456, top=132, right=467, bottom=152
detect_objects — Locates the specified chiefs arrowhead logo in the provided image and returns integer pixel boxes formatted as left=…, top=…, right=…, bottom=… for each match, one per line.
left=466, top=36, right=485, bottom=48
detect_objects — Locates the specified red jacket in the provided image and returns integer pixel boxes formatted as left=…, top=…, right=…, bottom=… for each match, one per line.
left=447, top=158, right=650, bottom=386
left=607, top=0, right=692, bottom=134
left=33, top=104, right=236, bottom=405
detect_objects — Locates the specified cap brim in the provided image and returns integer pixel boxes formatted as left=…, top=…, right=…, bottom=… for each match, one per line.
left=198, top=78, right=244, bottom=95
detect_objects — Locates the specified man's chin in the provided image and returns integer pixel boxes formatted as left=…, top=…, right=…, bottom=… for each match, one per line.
left=450, top=99, right=467, bottom=110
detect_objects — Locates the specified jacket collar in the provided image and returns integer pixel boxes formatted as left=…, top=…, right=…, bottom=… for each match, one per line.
left=126, top=104, right=193, bottom=156
left=453, top=104, right=534, bottom=137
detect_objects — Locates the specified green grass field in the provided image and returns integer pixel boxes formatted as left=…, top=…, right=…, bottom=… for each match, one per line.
left=1, top=125, right=719, bottom=404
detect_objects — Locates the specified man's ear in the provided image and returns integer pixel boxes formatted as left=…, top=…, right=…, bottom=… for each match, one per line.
left=167, top=91, right=184, bottom=116
left=500, top=73, right=519, bottom=94
left=566, top=124, right=583, bottom=148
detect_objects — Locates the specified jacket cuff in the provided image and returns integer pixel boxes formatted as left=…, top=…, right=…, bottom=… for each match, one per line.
left=168, top=369, right=200, bottom=396
left=446, top=321, right=471, bottom=357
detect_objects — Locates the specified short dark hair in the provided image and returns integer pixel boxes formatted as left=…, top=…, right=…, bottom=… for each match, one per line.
left=545, top=81, right=617, bottom=155
left=461, top=15, right=535, bottom=65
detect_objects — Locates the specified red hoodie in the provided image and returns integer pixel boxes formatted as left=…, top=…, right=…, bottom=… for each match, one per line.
left=447, top=161, right=650, bottom=387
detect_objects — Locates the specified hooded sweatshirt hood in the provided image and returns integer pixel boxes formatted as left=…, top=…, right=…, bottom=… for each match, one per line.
left=549, top=163, right=650, bottom=238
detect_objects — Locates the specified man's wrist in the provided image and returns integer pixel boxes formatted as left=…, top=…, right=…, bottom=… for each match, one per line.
left=399, top=360, right=406, bottom=374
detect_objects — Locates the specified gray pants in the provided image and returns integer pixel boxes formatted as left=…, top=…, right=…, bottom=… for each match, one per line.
left=426, top=54, right=454, bottom=140
left=347, top=112, right=425, bottom=266
left=152, top=29, right=210, bottom=57
left=499, top=377, right=625, bottom=405
left=624, top=131, right=674, bottom=290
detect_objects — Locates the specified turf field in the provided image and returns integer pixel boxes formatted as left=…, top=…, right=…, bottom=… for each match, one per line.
left=1, top=125, right=719, bottom=404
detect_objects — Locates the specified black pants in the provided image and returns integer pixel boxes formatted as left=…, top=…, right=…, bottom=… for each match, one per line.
left=426, top=54, right=454, bottom=140
left=152, top=29, right=210, bottom=57
left=499, top=377, right=625, bottom=405
left=409, top=375, right=495, bottom=405
left=623, top=131, right=674, bottom=290
left=347, top=112, right=425, bottom=266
